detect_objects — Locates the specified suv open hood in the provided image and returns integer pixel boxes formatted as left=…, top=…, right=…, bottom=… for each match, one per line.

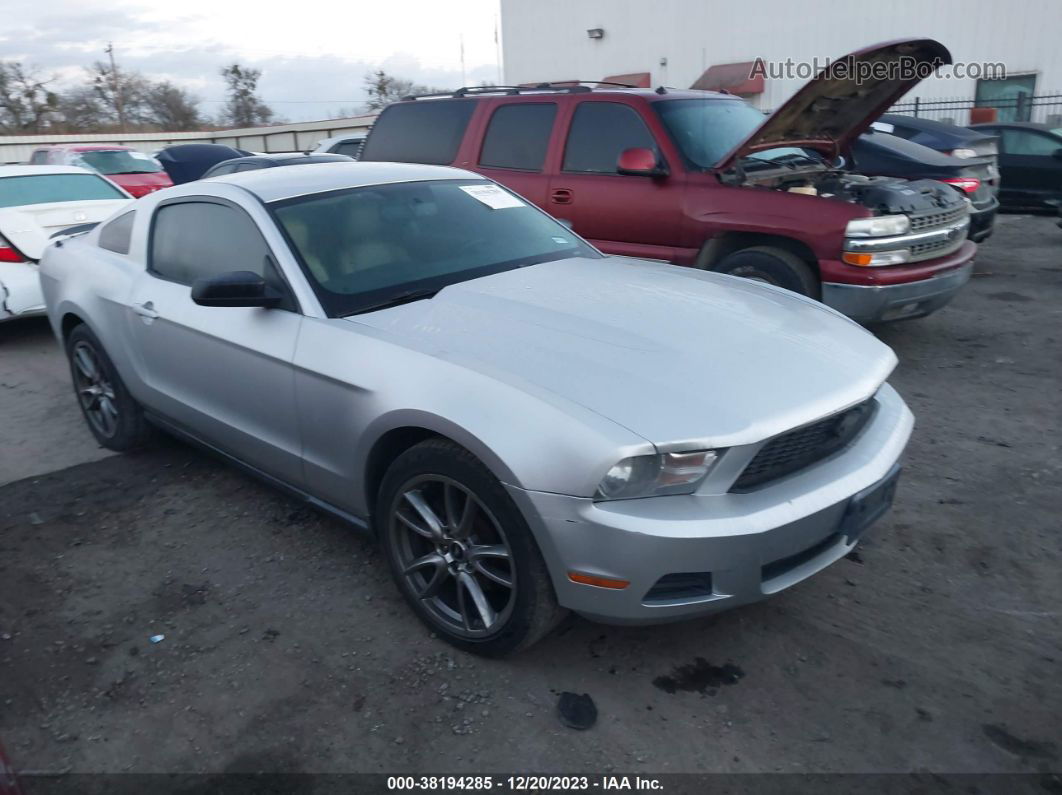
left=717, top=38, right=952, bottom=170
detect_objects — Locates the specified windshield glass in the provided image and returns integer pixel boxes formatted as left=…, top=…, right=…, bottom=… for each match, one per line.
left=75, top=149, right=163, bottom=175
left=273, top=179, right=600, bottom=317
left=0, top=174, right=127, bottom=208
left=655, top=98, right=815, bottom=169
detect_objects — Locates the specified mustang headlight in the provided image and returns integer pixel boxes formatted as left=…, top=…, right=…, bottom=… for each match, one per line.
left=845, top=214, right=910, bottom=238
left=594, top=450, right=719, bottom=501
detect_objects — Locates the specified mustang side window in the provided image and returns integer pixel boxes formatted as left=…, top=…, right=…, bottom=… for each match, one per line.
left=149, top=201, right=295, bottom=311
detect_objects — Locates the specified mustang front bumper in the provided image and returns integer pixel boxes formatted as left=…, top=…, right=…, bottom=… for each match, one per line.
left=507, top=383, right=913, bottom=624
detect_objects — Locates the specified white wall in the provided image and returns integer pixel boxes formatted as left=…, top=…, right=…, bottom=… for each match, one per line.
left=501, top=0, right=1061, bottom=112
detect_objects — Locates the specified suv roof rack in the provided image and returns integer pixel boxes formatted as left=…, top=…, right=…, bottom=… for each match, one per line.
left=401, top=80, right=639, bottom=101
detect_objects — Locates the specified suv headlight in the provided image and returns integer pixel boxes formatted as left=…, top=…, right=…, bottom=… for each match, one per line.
left=594, top=450, right=719, bottom=501
left=845, top=214, right=910, bottom=238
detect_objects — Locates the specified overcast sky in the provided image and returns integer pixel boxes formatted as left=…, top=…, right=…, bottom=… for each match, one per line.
left=3, top=0, right=502, bottom=122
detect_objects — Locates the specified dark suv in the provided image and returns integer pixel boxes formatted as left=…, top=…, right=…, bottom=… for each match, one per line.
left=361, top=38, right=976, bottom=324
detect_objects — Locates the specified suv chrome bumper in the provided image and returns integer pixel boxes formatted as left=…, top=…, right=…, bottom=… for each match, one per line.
left=507, top=384, right=913, bottom=625
left=844, top=215, right=970, bottom=263
left=822, top=261, right=973, bottom=324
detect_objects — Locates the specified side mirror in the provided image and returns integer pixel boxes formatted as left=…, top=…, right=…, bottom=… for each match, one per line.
left=1053, top=148, right=1062, bottom=161
left=617, top=147, right=669, bottom=178
left=191, top=270, right=282, bottom=308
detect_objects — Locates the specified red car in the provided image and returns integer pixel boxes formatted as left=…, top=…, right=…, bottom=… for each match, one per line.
left=29, top=145, right=173, bottom=198
left=360, top=38, right=976, bottom=324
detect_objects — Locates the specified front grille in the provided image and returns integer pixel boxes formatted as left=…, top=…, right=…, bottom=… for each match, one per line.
left=731, top=397, right=877, bottom=492
left=908, top=205, right=966, bottom=232
left=909, top=236, right=960, bottom=258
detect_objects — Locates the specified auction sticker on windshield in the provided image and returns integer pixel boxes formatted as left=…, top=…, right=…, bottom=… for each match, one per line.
left=460, top=184, right=524, bottom=209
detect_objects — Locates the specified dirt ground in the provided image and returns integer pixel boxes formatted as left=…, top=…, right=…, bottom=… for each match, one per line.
left=0, top=214, right=1059, bottom=784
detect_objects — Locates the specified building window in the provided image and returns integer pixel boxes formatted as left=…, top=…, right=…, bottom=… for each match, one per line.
left=976, top=74, right=1037, bottom=122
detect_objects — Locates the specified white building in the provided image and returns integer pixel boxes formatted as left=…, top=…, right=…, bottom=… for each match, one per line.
left=500, top=0, right=1062, bottom=124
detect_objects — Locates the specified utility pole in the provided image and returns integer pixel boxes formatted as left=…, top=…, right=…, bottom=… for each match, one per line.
left=105, top=42, right=126, bottom=132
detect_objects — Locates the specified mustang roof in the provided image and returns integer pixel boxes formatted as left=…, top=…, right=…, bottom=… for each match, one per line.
left=212, top=161, right=479, bottom=202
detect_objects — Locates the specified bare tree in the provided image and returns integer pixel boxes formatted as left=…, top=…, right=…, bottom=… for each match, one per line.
left=54, top=85, right=106, bottom=132
left=220, top=64, right=273, bottom=127
left=144, top=81, right=202, bottom=130
left=363, top=70, right=448, bottom=111
left=88, top=60, right=151, bottom=128
left=0, top=61, right=59, bottom=133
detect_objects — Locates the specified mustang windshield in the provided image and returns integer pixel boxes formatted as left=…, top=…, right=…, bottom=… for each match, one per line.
left=273, top=179, right=599, bottom=316
left=655, top=99, right=820, bottom=169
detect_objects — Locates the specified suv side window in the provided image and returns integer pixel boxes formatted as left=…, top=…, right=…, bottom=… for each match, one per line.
left=150, top=201, right=295, bottom=310
left=359, top=100, right=476, bottom=164
left=479, top=103, right=557, bottom=171
left=562, top=102, right=658, bottom=174
left=98, top=210, right=135, bottom=254
left=29, top=150, right=49, bottom=165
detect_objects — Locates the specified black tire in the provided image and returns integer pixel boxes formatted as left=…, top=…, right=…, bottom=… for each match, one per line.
left=375, top=438, right=565, bottom=657
left=65, top=324, right=152, bottom=451
left=714, top=246, right=820, bottom=298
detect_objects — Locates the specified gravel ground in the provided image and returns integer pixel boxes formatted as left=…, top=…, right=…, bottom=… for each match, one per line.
left=0, top=214, right=1059, bottom=782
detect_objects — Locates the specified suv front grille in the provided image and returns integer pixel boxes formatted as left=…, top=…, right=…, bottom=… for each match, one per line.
left=908, top=205, right=966, bottom=232
left=731, top=397, right=877, bottom=492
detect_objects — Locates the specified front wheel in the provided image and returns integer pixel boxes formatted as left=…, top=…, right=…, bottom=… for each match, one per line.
left=376, top=439, right=564, bottom=657
left=714, top=246, right=820, bottom=298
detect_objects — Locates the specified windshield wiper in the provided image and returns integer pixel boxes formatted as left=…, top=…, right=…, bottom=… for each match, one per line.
left=346, top=288, right=440, bottom=316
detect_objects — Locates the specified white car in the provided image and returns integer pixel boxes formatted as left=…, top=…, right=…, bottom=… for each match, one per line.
left=311, top=133, right=367, bottom=158
left=0, top=165, right=132, bottom=322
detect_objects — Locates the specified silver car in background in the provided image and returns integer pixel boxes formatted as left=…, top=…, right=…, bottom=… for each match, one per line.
left=40, top=162, right=913, bottom=655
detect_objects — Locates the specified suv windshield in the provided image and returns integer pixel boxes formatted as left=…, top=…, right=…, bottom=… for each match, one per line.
left=655, top=99, right=818, bottom=169
left=273, top=179, right=599, bottom=317
left=75, top=150, right=164, bottom=175
left=0, top=174, right=127, bottom=208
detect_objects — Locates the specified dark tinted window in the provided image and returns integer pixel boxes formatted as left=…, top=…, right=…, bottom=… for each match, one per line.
left=98, top=211, right=135, bottom=254
left=1000, top=129, right=1061, bottom=156
left=273, top=179, right=598, bottom=317
left=150, top=201, right=291, bottom=308
left=333, top=141, right=363, bottom=158
left=29, top=150, right=49, bottom=165
left=563, top=102, right=657, bottom=173
left=359, top=100, right=476, bottom=165
left=479, top=103, right=556, bottom=171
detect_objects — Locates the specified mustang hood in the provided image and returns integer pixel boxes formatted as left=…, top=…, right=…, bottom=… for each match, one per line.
left=351, top=257, right=897, bottom=447
left=717, top=38, right=952, bottom=169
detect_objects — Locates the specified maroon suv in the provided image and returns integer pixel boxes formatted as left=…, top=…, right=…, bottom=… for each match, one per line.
left=361, top=38, right=976, bottom=324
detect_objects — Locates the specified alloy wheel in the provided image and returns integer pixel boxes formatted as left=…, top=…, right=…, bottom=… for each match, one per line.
left=71, top=340, right=119, bottom=438
left=389, top=475, right=517, bottom=638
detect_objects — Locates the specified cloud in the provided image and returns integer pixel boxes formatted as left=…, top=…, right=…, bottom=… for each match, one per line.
left=1, top=0, right=500, bottom=122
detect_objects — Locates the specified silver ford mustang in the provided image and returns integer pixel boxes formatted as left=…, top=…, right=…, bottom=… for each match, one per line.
left=40, top=162, right=913, bottom=656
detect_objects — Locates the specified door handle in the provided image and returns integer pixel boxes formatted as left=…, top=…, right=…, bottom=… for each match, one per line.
left=550, top=188, right=573, bottom=204
left=134, top=300, right=159, bottom=320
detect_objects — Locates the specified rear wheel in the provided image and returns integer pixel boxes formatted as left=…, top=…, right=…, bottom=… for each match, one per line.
left=66, top=324, right=152, bottom=451
left=714, top=246, right=820, bottom=298
left=376, top=439, right=564, bottom=657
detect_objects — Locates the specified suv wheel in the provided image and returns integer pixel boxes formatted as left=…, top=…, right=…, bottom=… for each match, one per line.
left=715, top=246, right=820, bottom=298
left=376, top=439, right=564, bottom=657
left=66, top=324, right=152, bottom=451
